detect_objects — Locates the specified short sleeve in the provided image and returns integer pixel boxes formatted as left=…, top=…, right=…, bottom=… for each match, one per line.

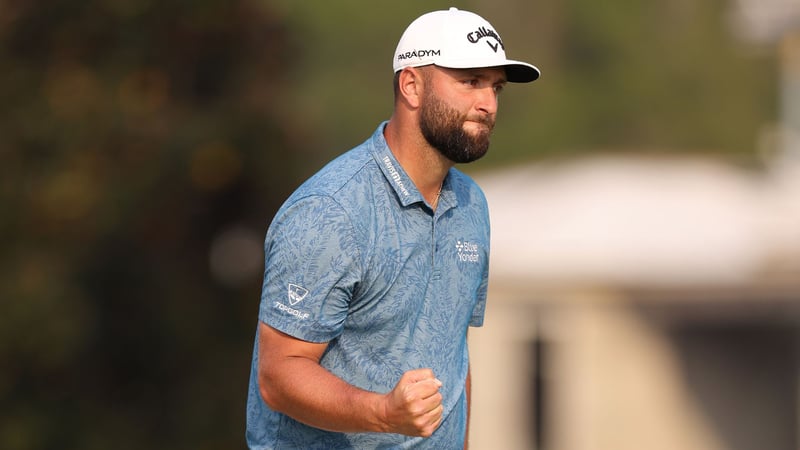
left=258, top=195, right=362, bottom=343
left=469, top=194, right=490, bottom=328
left=469, top=243, right=489, bottom=327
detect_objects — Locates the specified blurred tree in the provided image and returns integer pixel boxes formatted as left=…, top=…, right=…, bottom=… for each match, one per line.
left=534, top=0, right=776, bottom=161
left=0, top=0, right=300, bottom=448
left=261, top=0, right=776, bottom=169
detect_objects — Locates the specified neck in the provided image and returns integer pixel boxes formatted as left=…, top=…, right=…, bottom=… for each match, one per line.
left=384, top=117, right=451, bottom=206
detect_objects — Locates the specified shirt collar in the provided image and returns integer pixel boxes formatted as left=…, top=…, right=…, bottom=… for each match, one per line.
left=370, top=122, right=423, bottom=208
left=369, top=122, right=458, bottom=212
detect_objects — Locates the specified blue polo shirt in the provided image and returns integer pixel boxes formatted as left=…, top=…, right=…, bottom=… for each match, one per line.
left=246, top=122, right=490, bottom=449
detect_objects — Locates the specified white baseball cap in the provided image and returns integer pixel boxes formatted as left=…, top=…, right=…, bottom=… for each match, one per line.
left=393, top=7, right=540, bottom=83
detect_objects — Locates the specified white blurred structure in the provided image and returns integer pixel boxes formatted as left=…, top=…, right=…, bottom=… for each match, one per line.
left=482, top=156, right=800, bottom=289
left=731, top=0, right=800, bottom=43
left=470, top=155, right=800, bottom=450
left=469, top=3, right=800, bottom=449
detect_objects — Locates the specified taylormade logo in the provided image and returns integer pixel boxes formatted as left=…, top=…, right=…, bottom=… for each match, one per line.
left=382, top=156, right=410, bottom=197
left=396, top=49, right=441, bottom=62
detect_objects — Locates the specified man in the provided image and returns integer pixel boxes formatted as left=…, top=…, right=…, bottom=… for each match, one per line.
left=246, top=7, right=539, bottom=449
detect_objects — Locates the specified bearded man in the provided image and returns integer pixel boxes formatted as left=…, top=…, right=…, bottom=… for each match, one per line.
left=246, top=8, right=539, bottom=449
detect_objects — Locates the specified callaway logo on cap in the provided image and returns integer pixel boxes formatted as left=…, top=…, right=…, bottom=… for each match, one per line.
left=393, top=7, right=540, bottom=83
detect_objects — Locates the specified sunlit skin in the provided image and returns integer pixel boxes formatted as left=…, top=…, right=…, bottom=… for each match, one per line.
left=419, top=66, right=506, bottom=163
left=385, top=65, right=507, bottom=206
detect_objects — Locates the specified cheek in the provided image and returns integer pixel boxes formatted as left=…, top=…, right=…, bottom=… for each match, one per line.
left=435, top=87, right=471, bottom=113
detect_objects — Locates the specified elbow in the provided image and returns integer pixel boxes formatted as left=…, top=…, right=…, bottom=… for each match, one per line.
left=258, top=380, right=274, bottom=408
left=258, top=371, right=283, bottom=412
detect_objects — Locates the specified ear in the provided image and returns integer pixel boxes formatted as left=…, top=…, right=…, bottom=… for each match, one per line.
left=397, top=67, right=424, bottom=109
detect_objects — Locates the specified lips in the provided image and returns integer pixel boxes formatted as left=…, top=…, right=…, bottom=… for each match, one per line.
left=465, top=117, right=494, bottom=132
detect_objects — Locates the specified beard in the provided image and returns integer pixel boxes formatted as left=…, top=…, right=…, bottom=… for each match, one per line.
left=418, top=90, right=494, bottom=164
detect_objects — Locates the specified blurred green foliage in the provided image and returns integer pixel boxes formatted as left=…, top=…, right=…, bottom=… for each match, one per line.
left=2, top=0, right=299, bottom=448
left=0, top=0, right=776, bottom=448
left=266, top=0, right=776, bottom=169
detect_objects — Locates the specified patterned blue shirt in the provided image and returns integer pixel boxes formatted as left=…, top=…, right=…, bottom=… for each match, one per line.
left=246, top=123, right=490, bottom=449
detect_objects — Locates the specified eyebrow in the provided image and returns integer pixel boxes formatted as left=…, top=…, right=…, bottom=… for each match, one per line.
left=466, top=69, right=508, bottom=84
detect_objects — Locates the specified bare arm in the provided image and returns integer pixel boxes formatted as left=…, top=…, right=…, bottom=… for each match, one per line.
left=257, top=322, right=444, bottom=437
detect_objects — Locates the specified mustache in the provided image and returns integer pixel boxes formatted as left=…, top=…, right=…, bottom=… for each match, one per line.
left=465, top=114, right=495, bottom=130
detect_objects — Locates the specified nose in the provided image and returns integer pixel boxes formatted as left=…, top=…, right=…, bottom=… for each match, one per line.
left=475, top=87, right=498, bottom=116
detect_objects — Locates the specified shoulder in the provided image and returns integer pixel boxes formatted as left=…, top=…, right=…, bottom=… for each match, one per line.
left=297, top=144, right=375, bottom=199
left=269, top=144, right=378, bottom=239
left=269, top=194, right=355, bottom=242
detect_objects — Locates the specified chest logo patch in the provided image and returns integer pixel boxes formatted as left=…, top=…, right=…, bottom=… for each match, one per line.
left=455, top=240, right=481, bottom=263
left=288, top=283, right=309, bottom=305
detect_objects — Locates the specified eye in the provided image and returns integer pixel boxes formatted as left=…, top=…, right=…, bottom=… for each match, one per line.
left=493, top=84, right=506, bottom=94
left=462, top=78, right=479, bottom=87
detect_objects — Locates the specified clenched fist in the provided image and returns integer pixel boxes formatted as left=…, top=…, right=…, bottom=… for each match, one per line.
left=381, top=368, right=444, bottom=437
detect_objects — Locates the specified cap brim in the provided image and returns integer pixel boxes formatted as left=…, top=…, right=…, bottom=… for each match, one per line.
left=398, top=59, right=541, bottom=83
left=503, top=61, right=540, bottom=83
left=425, top=59, right=540, bottom=83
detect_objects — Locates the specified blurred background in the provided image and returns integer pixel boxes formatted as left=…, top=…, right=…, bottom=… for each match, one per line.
left=1, top=0, right=798, bottom=449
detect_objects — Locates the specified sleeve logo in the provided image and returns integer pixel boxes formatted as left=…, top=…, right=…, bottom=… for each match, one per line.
left=288, top=283, right=309, bottom=305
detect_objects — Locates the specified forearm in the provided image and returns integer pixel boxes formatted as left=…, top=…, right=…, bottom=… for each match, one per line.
left=260, top=355, right=388, bottom=433
left=258, top=323, right=442, bottom=437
